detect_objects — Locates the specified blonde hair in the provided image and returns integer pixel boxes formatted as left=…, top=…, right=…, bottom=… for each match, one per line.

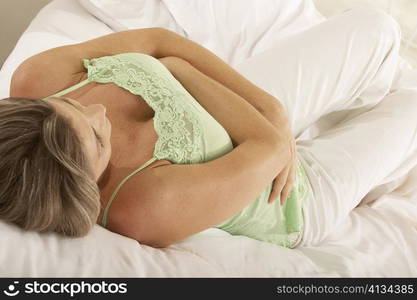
left=0, top=97, right=100, bottom=237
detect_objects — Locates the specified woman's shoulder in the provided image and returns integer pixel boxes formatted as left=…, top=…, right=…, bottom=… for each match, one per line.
left=99, top=159, right=172, bottom=235
left=10, top=58, right=87, bottom=99
left=9, top=44, right=92, bottom=99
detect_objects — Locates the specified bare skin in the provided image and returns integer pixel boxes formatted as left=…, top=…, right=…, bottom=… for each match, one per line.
left=45, top=73, right=173, bottom=228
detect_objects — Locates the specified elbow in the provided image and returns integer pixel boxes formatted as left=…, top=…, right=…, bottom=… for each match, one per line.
left=149, top=27, right=176, bottom=58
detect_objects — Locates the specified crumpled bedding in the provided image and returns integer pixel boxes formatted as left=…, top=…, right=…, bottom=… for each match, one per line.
left=0, top=0, right=416, bottom=277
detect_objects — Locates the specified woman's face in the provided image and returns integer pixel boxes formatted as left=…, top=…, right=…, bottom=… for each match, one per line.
left=45, top=97, right=112, bottom=182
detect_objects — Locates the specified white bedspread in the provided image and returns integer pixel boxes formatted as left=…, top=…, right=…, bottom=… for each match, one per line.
left=0, top=0, right=416, bottom=277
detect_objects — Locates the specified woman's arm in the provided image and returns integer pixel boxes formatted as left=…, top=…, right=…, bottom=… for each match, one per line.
left=10, top=28, right=163, bottom=98
left=12, top=27, right=285, bottom=121
left=160, top=57, right=285, bottom=147
left=12, top=27, right=282, bottom=117
left=114, top=57, right=290, bottom=248
left=153, top=29, right=297, bottom=206
left=153, top=28, right=287, bottom=124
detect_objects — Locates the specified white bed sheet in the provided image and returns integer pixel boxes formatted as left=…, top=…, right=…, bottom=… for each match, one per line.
left=0, top=0, right=416, bottom=277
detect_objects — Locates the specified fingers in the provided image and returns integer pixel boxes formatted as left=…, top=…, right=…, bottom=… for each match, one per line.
left=280, top=160, right=296, bottom=205
left=266, top=130, right=297, bottom=205
left=267, top=179, right=280, bottom=204
left=268, top=164, right=290, bottom=204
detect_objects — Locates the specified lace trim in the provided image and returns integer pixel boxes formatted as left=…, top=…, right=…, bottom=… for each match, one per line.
left=84, top=54, right=204, bottom=164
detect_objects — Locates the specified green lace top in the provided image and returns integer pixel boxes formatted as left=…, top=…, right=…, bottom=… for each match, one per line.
left=44, top=53, right=311, bottom=248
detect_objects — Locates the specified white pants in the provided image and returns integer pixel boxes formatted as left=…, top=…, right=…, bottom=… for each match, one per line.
left=233, top=7, right=417, bottom=247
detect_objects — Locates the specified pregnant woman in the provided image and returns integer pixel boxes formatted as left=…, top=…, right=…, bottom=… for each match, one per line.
left=1, top=8, right=416, bottom=248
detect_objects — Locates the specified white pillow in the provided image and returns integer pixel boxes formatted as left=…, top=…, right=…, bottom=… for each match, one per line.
left=161, top=0, right=324, bottom=65
left=78, top=0, right=325, bottom=65
left=78, top=0, right=185, bottom=34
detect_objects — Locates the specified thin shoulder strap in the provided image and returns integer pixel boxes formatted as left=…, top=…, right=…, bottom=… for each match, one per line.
left=43, top=79, right=90, bottom=99
left=100, top=157, right=158, bottom=228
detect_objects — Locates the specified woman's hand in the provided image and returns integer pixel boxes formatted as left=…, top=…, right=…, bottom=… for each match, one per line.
left=266, top=108, right=297, bottom=206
